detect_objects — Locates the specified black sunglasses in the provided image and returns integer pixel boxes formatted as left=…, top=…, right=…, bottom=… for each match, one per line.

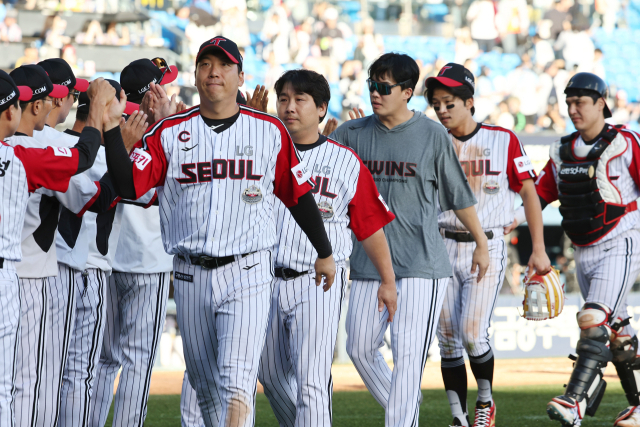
left=151, top=57, right=169, bottom=82
left=71, top=90, right=80, bottom=103
left=367, top=78, right=411, bottom=96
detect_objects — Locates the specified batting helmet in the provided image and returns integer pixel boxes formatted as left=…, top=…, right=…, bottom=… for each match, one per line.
left=564, top=72, right=612, bottom=118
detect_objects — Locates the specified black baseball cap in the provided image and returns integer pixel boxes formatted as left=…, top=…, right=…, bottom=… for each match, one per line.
left=426, top=63, right=475, bottom=95
left=77, top=79, right=139, bottom=116
left=0, top=69, right=32, bottom=113
left=9, top=64, right=69, bottom=101
left=38, top=58, right=90, bottom=92
left=120, top=58, right=178, bottom=104
left=196, top=36, right=243, bottom=71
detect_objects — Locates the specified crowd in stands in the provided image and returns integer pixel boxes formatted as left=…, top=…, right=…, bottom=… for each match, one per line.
left=1, top=0, right=640, bottom=134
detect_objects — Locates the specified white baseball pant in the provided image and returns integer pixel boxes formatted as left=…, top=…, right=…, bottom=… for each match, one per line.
left=173, top=250, right=273, bottom=427
left=90, top=271, right=170, bottom=427
left=0, top=262, right=20, bottom=427
left=181, top=371, right=204, bottom=427
left=346, top=277, right=448, bottom=427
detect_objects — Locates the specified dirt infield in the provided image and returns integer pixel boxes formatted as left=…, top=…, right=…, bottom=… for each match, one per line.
left=132, top=357, right=602, bottom=396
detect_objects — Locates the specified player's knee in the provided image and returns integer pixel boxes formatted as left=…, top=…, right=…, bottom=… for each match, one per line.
left=577, top=303, right=612, bottom=343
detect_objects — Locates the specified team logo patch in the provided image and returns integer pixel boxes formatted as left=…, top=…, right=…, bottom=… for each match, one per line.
left=291, top=161, right=311, bottom=185
left=53, top=147, right=72, bottom=157
left=241, top=185, right=263, bottom=204
left=174, top=272, right=193, bottom=282
left=514, top=155, right=534, bottom=173
left=130, top=148, right=152, bottom=170
left=483, top=181, right=500, bottom=194
left=178, top=131, right=191, bottom=142
left=318, top=201, right=334, bottom=220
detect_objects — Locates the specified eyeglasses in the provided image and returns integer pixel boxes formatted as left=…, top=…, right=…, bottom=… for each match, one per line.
left=367, top=78, right=411, bottom=96
left=71, top=90, right=80, bottom=103
left=151, top=57, right=169, bottom=82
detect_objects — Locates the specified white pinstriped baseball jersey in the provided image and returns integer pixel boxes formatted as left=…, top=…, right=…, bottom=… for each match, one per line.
left=438, top=123, right=536, bottom=231
left=5, top=135, right=100, bottom=277
left=129, top=105, right=313, bottom=258
left=274, top=136, right=394, bottom=272
left=536, top=126, right=640, bottom=246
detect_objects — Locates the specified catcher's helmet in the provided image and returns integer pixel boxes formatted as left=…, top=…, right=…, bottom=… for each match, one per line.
left=564, top=72, right=612, bottom=118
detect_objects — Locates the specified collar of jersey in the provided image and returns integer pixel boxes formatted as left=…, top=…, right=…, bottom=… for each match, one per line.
left=582, top=123, right=609, bottom=146
left=450, top=122, right=482, bottom=142
left=64, top=129, right=81, bottom=137
left=201, top=109, right=240, bottom=134
left=295, top=134, right=327, bottom=152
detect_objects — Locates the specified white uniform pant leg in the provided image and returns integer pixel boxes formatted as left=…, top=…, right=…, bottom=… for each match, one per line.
left=0, top=265, right=20, bottom=427
left=174, top=250, right=273, bottom=427
left=36, top=265, right=78, bottom=427
left=387, top=278, right=448, bottom=427
left=257, top=279, right=297, bottom=427
left=181, top=371, right=205, bottom=427
left=14, top=278, right=49, bottom=427
left=58, top=269, right=107, bottom=427
left=437, top=238, right=465, bottom=359
left=345, top=280, right=393, bottom=409
left=88, top=273, right=121, bottom=427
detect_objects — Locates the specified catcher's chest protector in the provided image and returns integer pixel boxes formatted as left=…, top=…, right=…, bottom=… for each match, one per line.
left=551, top=125, right=638, bottom=246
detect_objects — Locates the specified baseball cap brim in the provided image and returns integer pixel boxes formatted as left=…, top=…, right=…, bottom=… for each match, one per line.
left=159, top=65, right=178, bottom=85
left=16, top=86, right=32, bottom=101
left=196, top=46, right=239, bottom=65
left=124, top=101, right=140, bottom=116
left=50, top=84, right=70, bottom=99
left=74, top=78, right=90, bottom=92
left=426, top=76, right=463, bottom=88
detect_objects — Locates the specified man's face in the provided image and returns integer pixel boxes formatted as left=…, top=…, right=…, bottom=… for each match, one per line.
left=277, top=82, right=325, bottom=139
left=369, top=73, right=411, bottom=118
left=195, top=52, right=244, bottom=105
left=33, top=97, right=53, bottom=131
left=566, top=95, right=603, bottom=130
left=57, top=93, right=75, bottom=123
left=431, top=87, right=471, bottom=129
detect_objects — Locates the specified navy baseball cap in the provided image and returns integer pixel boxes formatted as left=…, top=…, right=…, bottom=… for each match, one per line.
left=0, top=69, right=32, bottom=113
left=120, top=58, right=178, bottom=104
left=196, top=36, right=243, bottom=71
left=38, top=58, right=89, bottom=92
left=426, top=63, right=475, bottom=95
left=77, top=79, right=139, bottom=116
left=10, top=64, right=69, bottom=102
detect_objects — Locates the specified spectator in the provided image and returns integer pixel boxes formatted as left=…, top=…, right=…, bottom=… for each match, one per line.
left=358, top=18, right=384, bottom=69
left=466, top=0, right=499, bottom=52
left=293, top=18, right=314, bottom=64
left=104, top=22, right=130, bottom=46
left=14, top=45, right=38, bottom=67
left=578, top=48, right=606, bottom=80
left=261, top=4, right=293, bottom=64
left=495, top=100, right=515, bottom=129
left=0, top=9, right=21, bottom=42
left=532, top=33, right=555, bottom=71
left=61, top=44, right=81, bottom=74
left=454, top=27, right=479, bottom=64
left=496, top=0, right=530, bottom=54
left=507, top=96, right=527, bottom=131
left=75, top=19, right=105, bottom=45
left=44, top=15, right=71, bottom=49
left=554, top=21, right=595, bottom=70
left=542, top=0, right=570, bottom=41
left=317, top=7, right=344, bottom=60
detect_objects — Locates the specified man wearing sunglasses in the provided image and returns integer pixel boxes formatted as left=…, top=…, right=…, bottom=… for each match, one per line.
left=330, top=53, right=489, bottom=427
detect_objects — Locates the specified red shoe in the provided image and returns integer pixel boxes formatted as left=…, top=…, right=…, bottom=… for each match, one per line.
left=473, top=400, right=496, bottom=427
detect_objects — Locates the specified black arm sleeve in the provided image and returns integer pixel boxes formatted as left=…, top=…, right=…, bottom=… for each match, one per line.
left=287, top=191, right=332, bottom=258
left=103, top=126, right=137, bottom=200
left=88, top=173, right=119, bottom=214
left=539, top=194, right=549, bottom=211
left=73, top=127, right=101, bottom=175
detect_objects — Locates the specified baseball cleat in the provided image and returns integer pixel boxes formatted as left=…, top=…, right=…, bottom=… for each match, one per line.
left=450, top=416, right=470, bottom=427
left=615, top=406, right=640, bottom=426
left=547, top=395, right=582, bottom=426
left=473, top=400, right=495, bottom=427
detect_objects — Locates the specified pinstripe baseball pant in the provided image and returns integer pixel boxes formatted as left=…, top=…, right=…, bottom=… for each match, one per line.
left=437, top=237, right=506, bottom=359
left=0, top=263, right=20, bottom=427
left=181, top=370, right=204, bottom=427
left=89, top=271, right=170, bottom=427
left=57, top=268, right=107, bottom=427
left=173, top=250, right=273, bottom=427
left=346, top=277, right=449, bottom=427
left=257, top=265, right=347, bottom=427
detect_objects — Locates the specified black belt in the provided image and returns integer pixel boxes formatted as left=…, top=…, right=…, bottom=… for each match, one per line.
left=274, top=267, right=308, bottom=281
left=179, top=253, right=253, bottom=270
left=443, top=230, right=494, bottom=243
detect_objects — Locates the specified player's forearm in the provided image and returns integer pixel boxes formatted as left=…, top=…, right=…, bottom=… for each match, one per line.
left=84, top=98, right=106, bottom=132
left=520, top=181, right=546, bottom=252
left=360, top=229, right=395, bottom=284
left=103, top=126, right=137, bottom=200
left=88, top=173, right=119, bottom=214
left=453, top=206, right=488, bottom=247
left=513, top=195, right=549, bottom=227
left=288, top=192, right=333, bottom=258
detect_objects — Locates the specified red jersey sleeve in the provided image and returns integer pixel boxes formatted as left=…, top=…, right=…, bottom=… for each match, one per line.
left=535, top=159, right=559, bottom=203
left=273, top=123, right=313, bottom=207
left=626, top=130, right=640, bottom=189
left=506, top=131, right=537, bottom=192
left=348, top=158, right=396, bottom=241
left=13, top=144, right=79, bottom=193
left=131, top=123, right=168, bottom=199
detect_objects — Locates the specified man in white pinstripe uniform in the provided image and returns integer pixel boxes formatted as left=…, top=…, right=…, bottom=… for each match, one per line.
left=426, top=63, right=551, bottom=427
left=509, top=73, right=640, bottom=426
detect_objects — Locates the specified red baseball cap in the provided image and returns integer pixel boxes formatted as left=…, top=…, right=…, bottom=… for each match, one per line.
left=196, top=36, right=243, bottom=71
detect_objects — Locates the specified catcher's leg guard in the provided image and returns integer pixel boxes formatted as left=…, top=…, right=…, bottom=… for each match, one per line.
left=565, top=303, right=613, bottom=416
left=612, top=317, right=640, bottom=406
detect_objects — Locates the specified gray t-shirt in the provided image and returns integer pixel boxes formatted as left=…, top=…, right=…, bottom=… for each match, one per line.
left=331, top=111, right=476, bottom=280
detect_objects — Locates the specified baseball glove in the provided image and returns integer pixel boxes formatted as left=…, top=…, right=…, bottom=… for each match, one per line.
left=522, top=267, right=565, bottom=321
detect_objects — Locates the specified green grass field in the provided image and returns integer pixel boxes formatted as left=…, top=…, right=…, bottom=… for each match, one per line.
left=109, top=384, right=627, bottom=426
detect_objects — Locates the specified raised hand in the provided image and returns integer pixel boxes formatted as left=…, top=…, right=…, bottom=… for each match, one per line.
left=102, top=89, right=128, bottom=131
left=348, top=107, right=365, bottom=121
left=246, top=85, right=269, bottom=113
left=120, top=110, right=149, bottom=153
left=321, top=117, right=338, bottom=136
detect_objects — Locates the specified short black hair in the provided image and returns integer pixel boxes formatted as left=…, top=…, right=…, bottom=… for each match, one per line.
left=565, top=88, right=600, bottom=103
left=76, top=108, right=88, bottom=122
left=425, top=80, right=475, bottom=116
left=274, top=69, right=331, bottom=123
left=368, top=53, right=420, bottom=101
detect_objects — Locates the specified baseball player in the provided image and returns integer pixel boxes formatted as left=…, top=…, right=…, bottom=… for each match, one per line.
left=89, top=58, right=177, bottom=427
left=330, top=53, right=489, bottom=427
left=506, top=73, right=640, bottom=427
left=0, top=70, right=104, bottom=427
left=425, top=63, right=551, bottom=427
left=102, top=36, right=336, bottom=426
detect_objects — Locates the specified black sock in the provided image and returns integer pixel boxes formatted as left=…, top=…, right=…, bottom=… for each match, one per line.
left=442, top=356, right=468, bottom=425
left=469, top=349, right=494, bottom=403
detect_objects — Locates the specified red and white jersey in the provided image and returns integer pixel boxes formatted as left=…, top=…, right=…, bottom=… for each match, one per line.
left=438, top=123, right=536, bottom=231
left=0, top=138, right=89, bottom=264
left=536, top=127, right=640, bottom=246
left=6, top=134, right=100, bottom=278
left=274, top=136, right=395, bottom=272
left=129, top=105, right=313, bottom=258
